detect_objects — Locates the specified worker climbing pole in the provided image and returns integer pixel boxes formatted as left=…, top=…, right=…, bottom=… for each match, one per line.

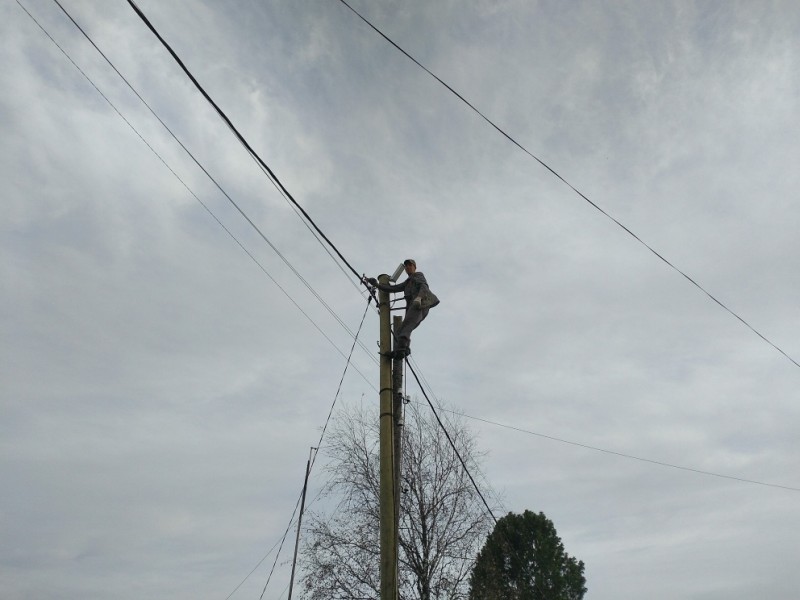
left=364, top=259, right=440, bottom=360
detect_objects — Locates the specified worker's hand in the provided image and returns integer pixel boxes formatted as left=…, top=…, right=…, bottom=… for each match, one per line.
left=412, top=297, right=422, bottom=309
left=367, top=277, right=378, bottom=286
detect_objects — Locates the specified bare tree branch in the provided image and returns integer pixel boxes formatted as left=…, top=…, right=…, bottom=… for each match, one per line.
left=301, top=402, right=495, bottom=600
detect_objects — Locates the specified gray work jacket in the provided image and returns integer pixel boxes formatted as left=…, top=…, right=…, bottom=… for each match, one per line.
left=377, top=272, right=439, bottom=309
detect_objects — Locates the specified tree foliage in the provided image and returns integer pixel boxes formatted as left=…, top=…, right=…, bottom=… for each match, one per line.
left=468, top=511, right=586, bottom=600
left=301, top=402, right=494, bottom=600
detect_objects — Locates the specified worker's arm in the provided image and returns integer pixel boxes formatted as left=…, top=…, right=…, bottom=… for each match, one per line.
left=365, top=277, right=408, bottom=293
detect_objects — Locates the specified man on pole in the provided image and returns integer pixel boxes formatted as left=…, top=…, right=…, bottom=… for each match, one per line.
left=364, top=259, right=439, bottom=359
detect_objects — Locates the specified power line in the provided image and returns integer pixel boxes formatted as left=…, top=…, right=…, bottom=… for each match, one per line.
left=336, top=0, right=800, bottom=371
left=218, top=300, right=370, bottom=597
left=221, top=307, right=371, bottom=599
left=32, top=0, right=793, bottom=525
left=239, top=300, right=371, bottom=599
left=126, top=0, right=364, bottom=284
left=405, top=360, right=499, bottom=524
left=405, top=356, right=508, bottom=514
left=16, top=6, right=375, bottom=599
left=40, top=0, right=380, bottom=383
left=246, top=148, right=369, bottom=300
left=61, top=0, right=359, bottom=300
left=115, top=0, right=800, bottom=495
left=45, top=0, right=382, bottom=428
left=430, top=405, right=800, bottom=493
left=222, top=497, right=300, bottom=600
left=100, top=0, right=380, bottom=361
left=46, top=0, right=790, bottom=577
left=311, top=297, right=373, bottom=471
left=20, top=2, right=491, bottom=594
left=223, top=288, right=372, bottom=600
left=256, top=492, right=302, bottom=600
left=20, top=5, right=377, bottom=592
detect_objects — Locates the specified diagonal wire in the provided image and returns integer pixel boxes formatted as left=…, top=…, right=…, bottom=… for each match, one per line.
left=433, top=405, right=800, bottom=493
left=255, top=495, right=302, bottom=600
left=16, top=6, right=380, bottom=598
left=47, top=0, right=380, bottom=372
left=405, top=360, right=498, bottom=525
left=311, top=296, right=374, bottom=470
left=336, top=0, right=800, bottom=370
left=126, top=0, right=364, bottom=283
left=225, top=297, right=372, bottom=599
left=222, top=494, right=300, bottom=600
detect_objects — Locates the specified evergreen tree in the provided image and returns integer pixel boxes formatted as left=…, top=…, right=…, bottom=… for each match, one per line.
left=468, top=510, right=586, bottom=600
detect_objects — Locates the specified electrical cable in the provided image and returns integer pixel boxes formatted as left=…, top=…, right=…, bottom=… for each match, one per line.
left=14, top=10, right=381, bottom=594
left=404, top=357, right=514, bottom=514
left=281, top=299, right=371, bottom=596
left=311, top=296, right=373, bottom=471
left=336, top=0, right=800, bottom=371
left=19, top=2, right=491, bottom=594
left=21, top=6, right=380, bottom=593
left=225, top=296, right=372, bottom=599
left=429, top=404, right=800, bottom=493
left=126, top=0, right=364, bottom=284
left=256, top=496, right=301, bottom=600
left=405, top=360, right=499, bottom=524
left=375, top=293, right=503, bottom=521
left=222, top=493, right=300, bottom=600
left=246, top=151, right=368, bottom=299
left=50, top=0, right=385, bottom=430
left=405, top=358, right=512, bottom=516
left=114, top=0, right=800, bottom=496
left=65, top=0, right=361, bottom=300
left=39, top=0, right=787, bottom=585
left=34, top=8, right=796, bottom=596
left=49, top=0, right=380, bottom=371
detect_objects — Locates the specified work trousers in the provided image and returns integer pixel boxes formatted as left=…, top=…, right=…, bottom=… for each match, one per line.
left=394, top=306, right=429, bottom=351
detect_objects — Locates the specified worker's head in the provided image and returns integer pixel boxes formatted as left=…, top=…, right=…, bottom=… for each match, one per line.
left=403, top=258, right=416, bottom=274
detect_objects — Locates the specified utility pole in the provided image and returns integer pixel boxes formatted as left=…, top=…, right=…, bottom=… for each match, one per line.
left=392, top=314, right=405, bottom=577
left=378, top=275, right=398, bottom=600
left=287, top=447, right=314, bottom=600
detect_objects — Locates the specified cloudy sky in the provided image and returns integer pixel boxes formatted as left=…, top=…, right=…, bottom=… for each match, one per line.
left=2, top=0, right=799, bottom=598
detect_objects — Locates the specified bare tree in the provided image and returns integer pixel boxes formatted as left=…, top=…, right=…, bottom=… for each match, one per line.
left=301, top=401, right=494, bottom=600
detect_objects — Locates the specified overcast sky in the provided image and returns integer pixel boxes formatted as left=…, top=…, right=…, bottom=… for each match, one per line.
left=2, top=1, right=799, bottom=599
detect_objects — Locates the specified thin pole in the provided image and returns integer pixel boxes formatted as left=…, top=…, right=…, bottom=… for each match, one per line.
left=378, top=275, right=398, bottom=600
left=392, top=315, right=405, bottom=598
left=287, top=447, right=314, bottom=600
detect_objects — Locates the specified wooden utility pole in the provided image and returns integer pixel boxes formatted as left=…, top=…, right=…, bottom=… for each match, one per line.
left=392, top=314, right=405, bottom=567
left=287, top=447, right=314, bottom=600
left=378, top=275, right=398, bottom=600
